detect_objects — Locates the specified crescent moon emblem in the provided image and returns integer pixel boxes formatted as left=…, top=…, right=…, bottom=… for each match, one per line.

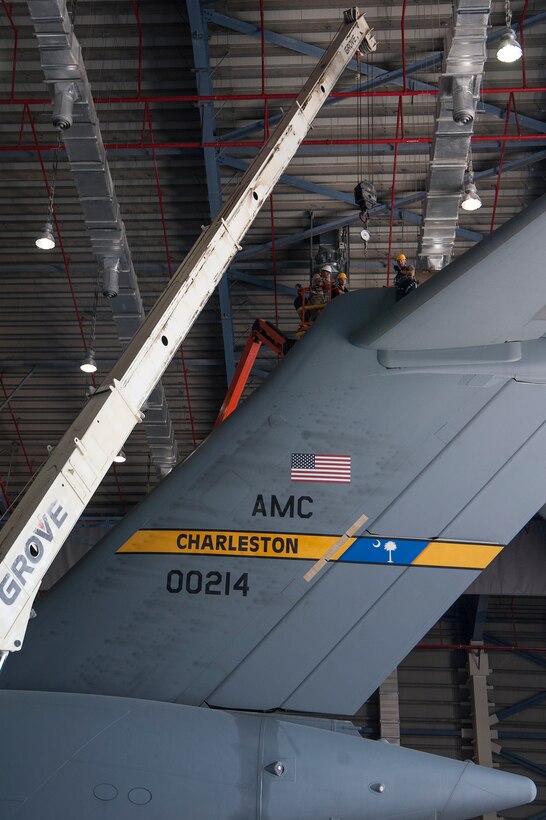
left=372, top=539, right=381, bottom=548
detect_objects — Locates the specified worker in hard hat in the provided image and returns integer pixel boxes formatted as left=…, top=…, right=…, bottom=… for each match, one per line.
left=331, top=271, right=349, bottom=299
left=320, top=264, right=334, bottom=298
left=309, top=264, right=332, bottom=305
left=393, top=253, right=417, bottom=300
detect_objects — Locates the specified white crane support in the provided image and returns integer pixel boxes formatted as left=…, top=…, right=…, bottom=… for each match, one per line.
left=0, top=8, right=376, bottom=657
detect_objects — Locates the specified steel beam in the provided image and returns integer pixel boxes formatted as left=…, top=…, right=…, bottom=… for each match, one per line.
left=228, top=269, right=295, bottom=296
left=187, top=0, right=235, bottom=382
left=498, top=749, right=546, bottom=780
left=234, top=148, right=546, bottom=260
left=207, top=10, right=546, bottom=143
left=493, top=691, right=546, bottom=723
left=235, top=192, right=482, bottom=261
left=484, top=633, right=546, bottom=670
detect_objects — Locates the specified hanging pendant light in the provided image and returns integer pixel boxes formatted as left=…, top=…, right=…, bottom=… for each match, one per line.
left=461, top=182, right=482, bottom=211
left=35, top=222, right=55, bottom=250
left=80, top=350, right=97, bottom=374
left=496, top=0, right=522, bottom=63
left=35, top=136, right=60, bottom=250
left=460, top=154, right=482, bottom=212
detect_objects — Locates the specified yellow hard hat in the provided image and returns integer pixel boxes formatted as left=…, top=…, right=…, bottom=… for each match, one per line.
left=396, top=253, right=406, bottom=262
left=338, top=272, right=347, bottom=279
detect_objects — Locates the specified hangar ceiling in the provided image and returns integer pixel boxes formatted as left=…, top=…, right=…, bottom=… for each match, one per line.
left=1, top=3, right=546, bottom=815
left=0, top=0, right=545, bottom=519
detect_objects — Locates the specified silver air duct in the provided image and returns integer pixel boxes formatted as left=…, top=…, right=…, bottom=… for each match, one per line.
left=418, top=0, right=491, bottom=271
left=52, top=82, right=78, bottom=129
left=27, top=0, right=179, bottom=475
left=452, top=75, right=475, bottom=125
left=100, top=257, right=121, bottom=299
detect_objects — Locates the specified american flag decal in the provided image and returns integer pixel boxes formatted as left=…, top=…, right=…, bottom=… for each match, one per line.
left=290, top=453, right=351, bottom=483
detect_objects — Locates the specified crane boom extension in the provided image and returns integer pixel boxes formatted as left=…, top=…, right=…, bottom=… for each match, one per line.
left=0, top=9, right=376, bottom=657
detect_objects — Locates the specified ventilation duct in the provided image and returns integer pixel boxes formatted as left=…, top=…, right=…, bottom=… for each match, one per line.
left=418, top=0, right=492, bottom=272
left=27, top=0, right=178, bottom=476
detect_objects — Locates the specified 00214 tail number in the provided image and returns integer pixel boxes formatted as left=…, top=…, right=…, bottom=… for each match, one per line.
left=166, top=569, right=249, bottom=597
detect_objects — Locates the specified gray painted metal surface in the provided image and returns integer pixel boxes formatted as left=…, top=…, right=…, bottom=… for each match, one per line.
left=3, top=195, right=546, bottom=721
left=0, top=690, right=536, bottom=819
left=2, top=198, right=546, bottom=818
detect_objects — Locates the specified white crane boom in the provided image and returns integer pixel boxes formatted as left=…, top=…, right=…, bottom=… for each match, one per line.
left=0, top=8, right=376, bottom=659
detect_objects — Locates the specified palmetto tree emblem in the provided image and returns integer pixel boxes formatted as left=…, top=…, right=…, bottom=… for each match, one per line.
left=384, top=540, right=397, bottom=563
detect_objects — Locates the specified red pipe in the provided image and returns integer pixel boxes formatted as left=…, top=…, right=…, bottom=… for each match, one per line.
left=1, top=0, right=18, bottom=100
left=417, top=643, right=546, bottom=653
left=0, top=374, right=33, bottom=475
left=2, top=87, right=546, bottom=107
left=0, top=476, right=14, bottom=513
left=131, top=0, right=143, bottom=99
left=26, top=107, right=89, bottom=353
left=401, top=0, right=407, bottom=92
left=386, top=97, right=404, bottom=286
left=4, top=133, right=546, bottom=155
left=144, top=104, right=197, bottom=448
left=490, top=93, right=520, bottom=233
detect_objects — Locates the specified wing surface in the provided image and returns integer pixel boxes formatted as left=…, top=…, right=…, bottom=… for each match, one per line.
left=4, top=198, right=546, bottom=715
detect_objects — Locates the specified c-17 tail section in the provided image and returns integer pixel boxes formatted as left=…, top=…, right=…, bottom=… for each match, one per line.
left=4, top=196, right=546, bottom=715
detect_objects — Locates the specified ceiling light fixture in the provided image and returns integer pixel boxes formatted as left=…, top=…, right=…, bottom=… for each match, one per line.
left=80, top=350, right=97, bottom=374
left=35, top=222, right=55, bottom=250
left=460, top=154, right=482, bottom=212
left=35, top=135, right=61, bottom=251
left=461, top=182, right=482, bottom=211
left=496, top=0, right=522, bottom=63
left=80, top=269, right=101, bottom=376
left=113, top=450, right=127, bottom=463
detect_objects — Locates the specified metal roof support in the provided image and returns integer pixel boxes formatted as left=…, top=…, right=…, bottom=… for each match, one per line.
left=235, top=190, right=484, bottom=262
left=0, top=478, right=13, bottom=515
left=418, top=0, right=493, bottom=271
left=498, top=749, right=546, bottom=780
left=484, top=632, right=546, bottom=670
left=216, top=138, right=546, bottom=157
left=229, top=270, right=295, bottom=296
left=208, top=9, right=546, bottom=143
left=490, top=93, right=519, bottom=234
left=186, top=0, right=235, bottom=383
left=493, top=691, right=546, bottom=722
left=26, top=0, right=178, bottom=477
left=220, top=155, right=356, bottom=205
left=1, top=0, right=19, bottom=100
left=0, top=375, right=33, bottom=476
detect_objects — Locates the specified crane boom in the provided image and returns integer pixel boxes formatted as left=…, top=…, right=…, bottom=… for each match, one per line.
left=0, top=9, right=376, bottom=658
